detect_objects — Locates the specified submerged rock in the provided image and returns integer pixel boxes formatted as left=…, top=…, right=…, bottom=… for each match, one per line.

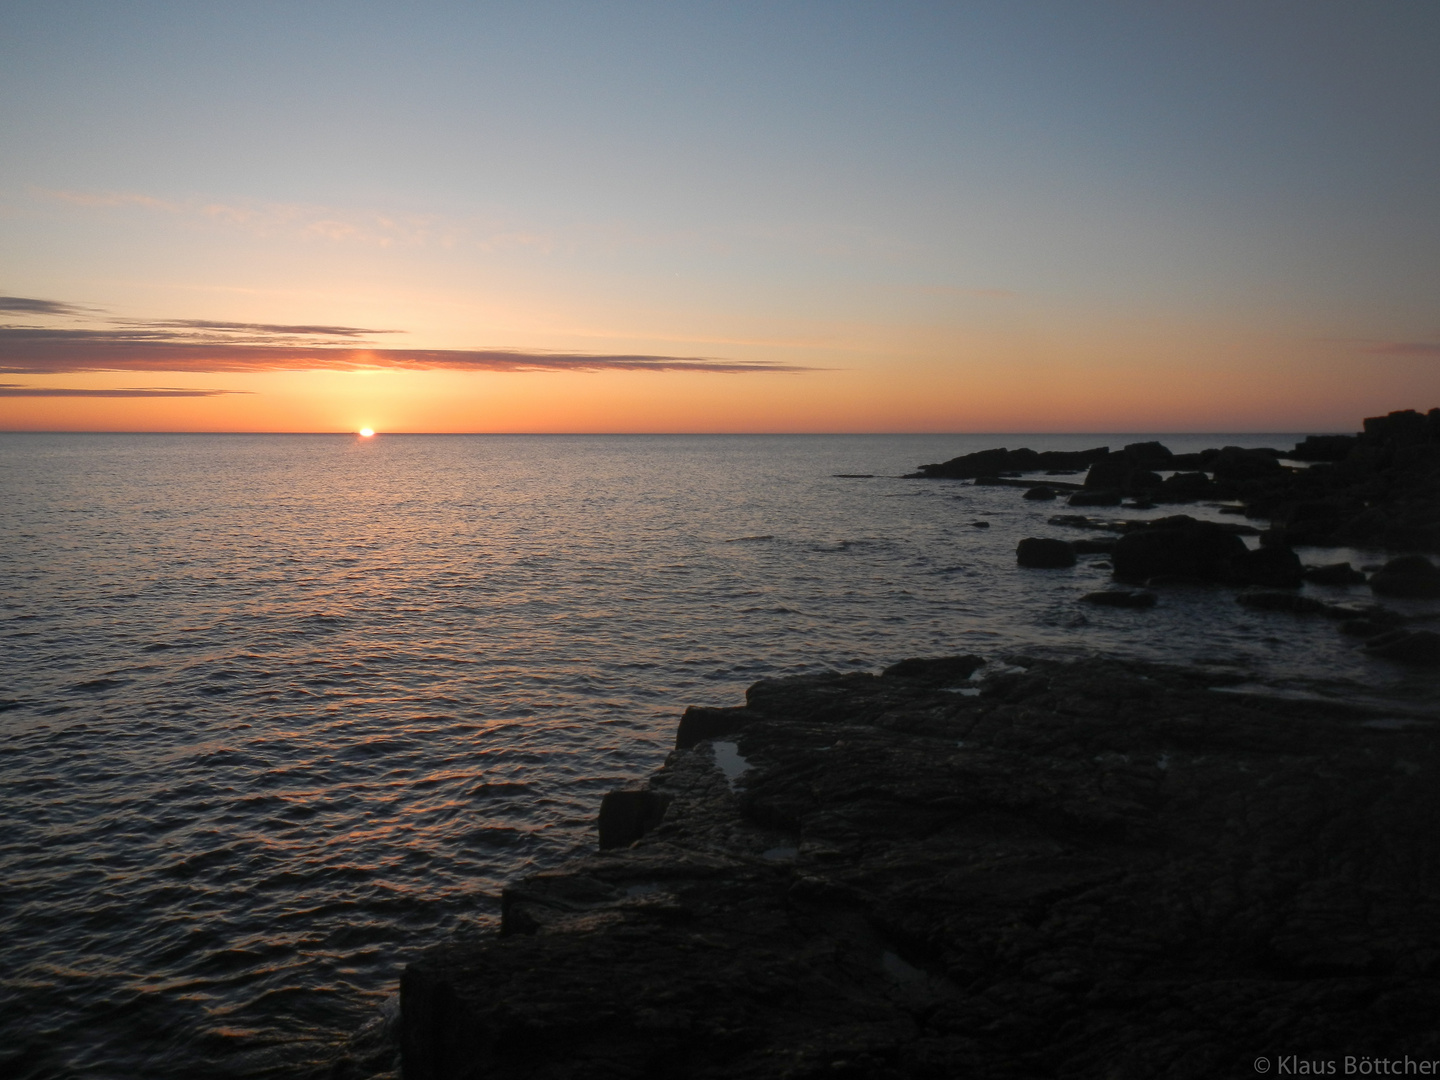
left=907, top=446, right=1109, bottom=480
left=1231, top=544, right=1304, bottom=588
left=1111, top=518, right=1249, bottom=584
left=401, top=657, right=1440, bottom=1079
left=1066, top=489, right=1122, bottom=506
left=1016, top=537, right=1076, bottom=568
left=881, top=654, right=985, bottom=686
left=1364, top=629, right=1440, bottom=666
left=1369, top=555, right=1440, bottom=599
left=1304, top=561, right=1368, bottom=586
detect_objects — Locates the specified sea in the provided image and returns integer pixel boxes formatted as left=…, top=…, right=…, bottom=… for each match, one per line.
left=3, top=432, right=1437, bottom=1079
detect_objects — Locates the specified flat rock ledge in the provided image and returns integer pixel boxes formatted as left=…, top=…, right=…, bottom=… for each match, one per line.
left=401, top=658, right=1440, bottom=1080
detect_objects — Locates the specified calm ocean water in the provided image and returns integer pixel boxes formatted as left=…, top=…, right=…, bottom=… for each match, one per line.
left=3, top=433, right=1437, bottom=1078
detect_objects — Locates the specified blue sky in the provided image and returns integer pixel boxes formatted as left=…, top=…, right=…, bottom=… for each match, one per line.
left=1, top=1, right=1437, bottom=431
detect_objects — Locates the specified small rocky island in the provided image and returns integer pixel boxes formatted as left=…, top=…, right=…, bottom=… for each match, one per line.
left=386, top=409, right=1440, bottom=1079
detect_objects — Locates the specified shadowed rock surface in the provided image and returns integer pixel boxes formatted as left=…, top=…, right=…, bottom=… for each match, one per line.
left=1016, top=537, right=1077, bottom=568
left=1369, top=556, right=1440, bottom=599
left=400, top=657, right=1440, bottom=1079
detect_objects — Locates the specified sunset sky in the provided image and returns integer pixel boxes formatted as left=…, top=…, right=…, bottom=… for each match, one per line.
left=2, top=1, right=1437, bottom=433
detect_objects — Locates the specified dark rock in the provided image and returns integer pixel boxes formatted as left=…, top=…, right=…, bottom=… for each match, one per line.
left=882, top=655, right=985, bottom=685
left=969, top=520, right=990, bottom=528
left=1232, top=545, right=1304, bottom=588
left=1205, top=446, right=1287, bottom=483
left=1071, top=538, right=1117, bottom=554
left=1304, top=562, right=1367, bottom=586
left=597, top=789, right=673, bottom=849
left=1138, top=514, right=1262, bottom=537
left=1289, top=434, right=1358, bottom=462
left=1050, top=514, right=1260, bottom=538
left=1083, top=454, right=1162, bottom=495
left=1157, top=471, right=1214, bottom=501
left=1370, top=556, right=1440, bottom=598
left=1023, top=485, right=1057, bottom=500
left=1272, top=499, right=1365, bottom=547
left=1081, top=590, right=1157, bottom=608
left=908, top=446, right=1109, bottom=480
left=402, top=658, right=1440, bottom=1080
left=1121, top=440, right=1174, bottom=467
left=908, top=408, right=1440, bottom=549
left=1338, top=608, right=1409, bottom=638
left=1067, top=489, right=1122, bottom=507
left=1364, top=629, right=1440, bottom=665
left=1111, top=519, right=1250, bottom=584
left=676, top=705, right=754, bottom=751
left=1364, top=408, right=1439, bottom=446
left=1016, top=537, right=1077, bottom=568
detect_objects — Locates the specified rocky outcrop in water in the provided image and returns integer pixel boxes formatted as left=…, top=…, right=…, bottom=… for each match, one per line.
left=400, top=656, right=1440, bottom=1079
left=912, top=408, right=1440, bottom=552
left=1015, top=537, right=1076, bottom=568
left=907, top=446, right=1110, bottom=480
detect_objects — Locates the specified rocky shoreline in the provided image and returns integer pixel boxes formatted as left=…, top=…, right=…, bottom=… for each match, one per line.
left=909, top=407, right=1440, bottom=552
left=961, top=409, right=1440, bottom=668
left=396, top=655, right=1440, bottom=1079
left=371, top=409, right=1440, bottom=1079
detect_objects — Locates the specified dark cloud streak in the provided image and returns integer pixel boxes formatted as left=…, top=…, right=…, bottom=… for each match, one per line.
left=0, top=327, right=811, bottom=374
left=0, top=297, right=815, bottom=374
left=0, top=384, right=243, bottom=397
left=0, top=296, right=89, bottom=316
left=133, top=319, right=402, bottom=337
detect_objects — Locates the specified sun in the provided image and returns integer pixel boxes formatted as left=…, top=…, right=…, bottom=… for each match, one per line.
left=358, top=427, right=375, bottom=437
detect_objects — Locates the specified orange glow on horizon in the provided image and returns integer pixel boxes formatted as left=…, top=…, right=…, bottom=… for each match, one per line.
left=0, top=314, right=1433, bottom=434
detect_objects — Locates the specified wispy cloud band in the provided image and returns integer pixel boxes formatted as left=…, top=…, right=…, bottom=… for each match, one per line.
left=0, top=328, right=807, bottom=375
left=0, top=295, right=813, bottom=375
left=0, top=296, right=89, bottom=316
left=0, top=384, right=242, bottom=397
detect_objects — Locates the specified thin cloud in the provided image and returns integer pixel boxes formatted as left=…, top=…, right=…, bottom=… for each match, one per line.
left=1364, top=341, right=1440, bottom=357
left=0, top=383, right=243, bottom=397
left=0, top=328, right=810, bottom=375
left=0, top=296, right=91, bottom=316
left=0, top=299, right=815, bottom=375
left=131, top=319, right=402, bottom=337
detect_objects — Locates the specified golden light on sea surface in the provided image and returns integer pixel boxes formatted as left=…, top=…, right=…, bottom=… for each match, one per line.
left=359, top=428, right=375, bottom=437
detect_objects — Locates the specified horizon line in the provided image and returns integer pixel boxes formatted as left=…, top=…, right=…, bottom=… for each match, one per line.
left=0, top=428, right=1339, bottom=437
